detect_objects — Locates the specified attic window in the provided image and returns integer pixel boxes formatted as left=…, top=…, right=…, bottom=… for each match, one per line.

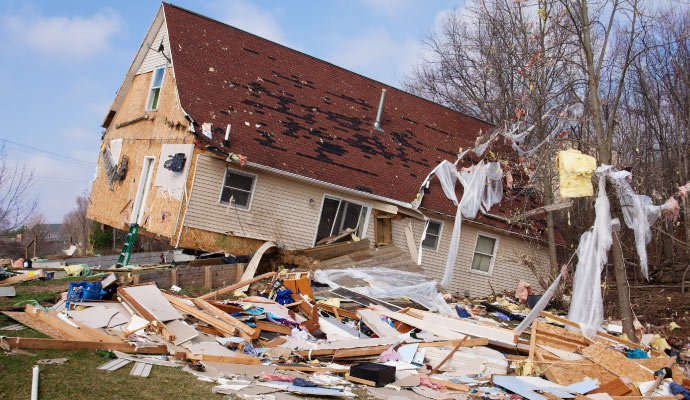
left=219, top=169, right=257, bottom=211
left=146, top=66, right=165, bottom=111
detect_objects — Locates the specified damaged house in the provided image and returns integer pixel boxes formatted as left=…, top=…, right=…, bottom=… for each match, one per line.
left=87, top=3, right=556, bottom=297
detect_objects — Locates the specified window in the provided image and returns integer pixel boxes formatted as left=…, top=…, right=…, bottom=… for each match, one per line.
left=314, top=196, right=370, bottom=244
left=470, top=233, right=499, bottom=275
left=422, top=220, right=443, bottom=251
left=146, top=67, right=165, bottom=110
left=219, top=169, right=257, bottom=210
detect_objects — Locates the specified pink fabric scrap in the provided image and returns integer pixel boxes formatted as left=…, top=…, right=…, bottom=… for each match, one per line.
left=663, top=197, right=680, bottom=222
left=420, top=374, right=446, bottom=391
left=515, top=281, right=532, bottom=303
left=378, top=346, right=401, bottom=363
left=259, top=372, right=294, bottom=382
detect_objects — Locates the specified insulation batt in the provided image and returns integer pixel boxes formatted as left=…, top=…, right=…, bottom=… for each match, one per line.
left=557, top=149, right=597, bottom=198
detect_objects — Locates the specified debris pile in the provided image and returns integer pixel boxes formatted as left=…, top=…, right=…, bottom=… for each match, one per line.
left=2, top=254, right=688, bottom=400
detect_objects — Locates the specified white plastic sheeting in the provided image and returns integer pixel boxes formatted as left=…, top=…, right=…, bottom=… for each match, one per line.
left=609, top=170, right=671, bottom=280
left=313, top=267, right=455, bottom=316
left=433, top=160, right=503, bottom=288
left=567, top=166, right=613, bottom=338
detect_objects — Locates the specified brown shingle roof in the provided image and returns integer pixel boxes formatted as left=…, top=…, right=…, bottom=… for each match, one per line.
left=163, top=3, right=558, bottom=242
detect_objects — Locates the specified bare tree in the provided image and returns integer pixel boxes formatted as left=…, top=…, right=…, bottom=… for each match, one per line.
left=0, top=146, right=37, bottom=232
left=405, top=0, right=579, bottom=276
left=60, top=193, right=91, bottom=254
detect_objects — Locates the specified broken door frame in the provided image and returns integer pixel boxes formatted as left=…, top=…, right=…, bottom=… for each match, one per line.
left=312, top=194, right=372, bottom=245
left=131, top=156, right=156, bottom=225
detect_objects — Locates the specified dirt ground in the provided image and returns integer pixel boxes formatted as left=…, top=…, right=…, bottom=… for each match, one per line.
left=604, top=285, right=690, bottom=349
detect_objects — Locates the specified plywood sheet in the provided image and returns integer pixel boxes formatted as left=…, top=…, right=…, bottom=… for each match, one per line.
left=67, top=304, right=130, bottom=329
left=2, top=311, right=73, bottom=340
left=123, top=285, right=181, bottom=322
left=582, top=343, right=654, bottom=383
left=543, top=360, right=617, bottom=386
left=635, top=358, right=685, bottom=384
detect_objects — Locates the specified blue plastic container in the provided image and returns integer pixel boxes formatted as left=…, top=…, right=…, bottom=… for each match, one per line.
left=66, top=281, right=104, bottom=306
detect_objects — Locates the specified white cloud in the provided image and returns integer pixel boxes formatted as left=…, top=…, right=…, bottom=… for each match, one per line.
left=206, top=0, right=287, bottom=45
left=1, top=9, right=123, bottom=60
left=326, top=28, right=422, bottom=87
left=360, top=0, right=412, bottom=16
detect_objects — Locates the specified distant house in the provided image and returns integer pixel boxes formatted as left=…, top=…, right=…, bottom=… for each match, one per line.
left=44, top=224, right=63, bottom=243
left=87, top=3, right=556, bottom=296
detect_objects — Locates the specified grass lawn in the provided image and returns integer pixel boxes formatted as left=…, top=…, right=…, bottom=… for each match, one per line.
left=0, top=276, right=223, bottom=399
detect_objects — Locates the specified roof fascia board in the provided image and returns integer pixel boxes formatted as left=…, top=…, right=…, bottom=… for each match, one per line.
left=101, top=5, right=166, bottom=128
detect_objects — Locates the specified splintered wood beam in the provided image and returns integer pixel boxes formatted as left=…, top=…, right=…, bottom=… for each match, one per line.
left=24, top=304, right=100, bottom=342
left=0, top=270, right=45, bottom=286
left=192, top=297, right=254, bottom=341
left=255, top=320, right=292, bottom=335
left=507, top=200, right=573, bottom=223
left=198, top=271, right=277, bottom=300
left=183, top=351, right=260, bottom=365
left=3, top=337, right=168, bottom=354
left=117, top=287, right=175, bottom=342
left=162, top=293, right=237, bottom=337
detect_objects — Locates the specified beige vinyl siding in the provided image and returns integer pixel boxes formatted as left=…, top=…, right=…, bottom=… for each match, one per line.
left=136, top=19, right=171, bottom=75
left=184, top=154, right=376, bottom=250
left=185, top=154, right=551, bottom=297
left=386, top=213, right=551, bottom=298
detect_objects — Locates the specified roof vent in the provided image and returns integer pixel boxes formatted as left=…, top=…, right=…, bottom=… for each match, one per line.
left=373, top=89, right=387, bottom=131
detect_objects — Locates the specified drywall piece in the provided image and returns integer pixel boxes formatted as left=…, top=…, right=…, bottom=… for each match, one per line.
left=425, top=346, right=508, bottom=376
left=581, top=342, right=654, bottom=383
left=98, top=358, right=132, bottom=371
left=130, top=362, right=153, bottom=377
left=112, top=351, right=181, bottom=368
left=165, top=320, right=199, bottom=345
left=493, top=375, right=598, bottom=400
left=257, top=383, right=356, bottom=397
left=398, top=344, right=419, bottom=363
left=357, top=309, right=400, bottom=338
left=153, top=143, right=193, bottom=200
left=202, top=361, right=276, bottom=377
left=377, top=310, right=466, bottom=340
left=319, top=316, right=361, bottom=340
left=67, top=304, right=130, bottom=329
left=187, top=341, right=237, bottom=357
left=122, top=285, right=181, bottom=322
left=124, top=314, right=150, bottom=336
left=587, top=394, right=614, bottom=400
left=237, top=241, right=277, bottom=291
left=0, top=286, right=16, bottom=297
left=419, top=311, right=516, bottom=345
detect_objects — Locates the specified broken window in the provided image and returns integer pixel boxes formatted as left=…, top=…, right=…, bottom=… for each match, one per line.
left=422, top=220, right=442, bottom=251
left=146, top=66, right=165, bottom=110
left=470, top=233, right=498, bottom=274
left=219, top=169, right=256, bottom=210
left=315, top=196, right=369, bottom=244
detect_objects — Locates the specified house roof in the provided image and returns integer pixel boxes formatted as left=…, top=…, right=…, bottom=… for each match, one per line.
left=162, top=3, right=558, bottom=243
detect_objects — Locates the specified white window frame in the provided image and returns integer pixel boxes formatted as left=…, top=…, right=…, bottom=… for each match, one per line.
left=217, top=168, right=258, bottom=212
left=469, top=231, right=500, bottom=276
left=312, top=194, right=371, bottom=246
left=145, top=65, right=166, bottom=111
left=421, top=219, right=443, bottom=251
left=131, top=156, right=156, bottom=225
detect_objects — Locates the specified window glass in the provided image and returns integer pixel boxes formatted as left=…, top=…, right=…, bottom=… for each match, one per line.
left=470, top=234, right=497, bottom=273
left=220, top=170, right=255, bottom=209
left=314, top=197, right=369, bottom=244
left=422, top=220, right=442, bottom=250
left=147, top=67, right=165, bottom=110
left=152, top=68, right=164, bottom=87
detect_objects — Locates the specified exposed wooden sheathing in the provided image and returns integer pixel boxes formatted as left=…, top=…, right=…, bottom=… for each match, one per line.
left=175, top=226, right=264, bottom=255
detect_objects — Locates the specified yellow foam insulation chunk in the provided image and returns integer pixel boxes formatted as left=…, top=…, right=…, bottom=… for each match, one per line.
left=558, top=149, right=597, bottom=198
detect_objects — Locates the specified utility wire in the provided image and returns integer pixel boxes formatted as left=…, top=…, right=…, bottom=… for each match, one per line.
left=0, top=138, right=96, bottom=166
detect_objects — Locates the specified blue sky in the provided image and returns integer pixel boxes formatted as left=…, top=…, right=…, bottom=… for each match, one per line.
left=0, top=0, right=462, bottom=223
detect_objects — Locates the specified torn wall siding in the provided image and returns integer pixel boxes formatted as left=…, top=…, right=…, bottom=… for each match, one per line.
left=182, top=154, right=551, bottom=297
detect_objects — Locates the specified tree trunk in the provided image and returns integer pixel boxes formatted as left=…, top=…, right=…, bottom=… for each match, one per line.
left=612, top=230, right=636, bottom=341
left=543, top=173, right=559, bottom=278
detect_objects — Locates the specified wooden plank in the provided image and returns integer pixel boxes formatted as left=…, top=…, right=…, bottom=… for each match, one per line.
left=170, top=268, right=178, bottom=286
left=162, top=293, right=236, bottom=337
left=237, top=241, right=276, bottom=291
left=588, top=378, right=633, bottom=396
left=0, top=269, right=45, bottom=286
left=316, top=303, right=360, bottom=320
left=507, top=200, right=573, bottom=223
left=300, top=238, right=370, bottom=261
left=429, top=336, right=468, bottom=375
left=204, top=266, right=212, bottom=288
left=198, top=271, right=277, bottom=300
left=357, top=309, right=399, bottom=338
left=3, top=337, right=168, bottom=353
left=24, top=304, right=97, bottom=341
left=582, top=342, right=654, bottom=383
left=255, top=320, right=292, bottom=335
left=184, top=352, right=260, bottom=365
left=188, top=257, right=225, bottom=267
left=416, top=309, right=517, bottom=345
left=429, top=377, right=470, bottom=392
left=377, top=310, right=466, bottom=340
left=192, top=297, right=255, bottom=338
left=345, top=373, right=376, bottom=386
left=294, top=338, right=487, bottom=357
left=2, top=311, right=73, bottom=340
left=117, top=287, right=175, bottom=342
